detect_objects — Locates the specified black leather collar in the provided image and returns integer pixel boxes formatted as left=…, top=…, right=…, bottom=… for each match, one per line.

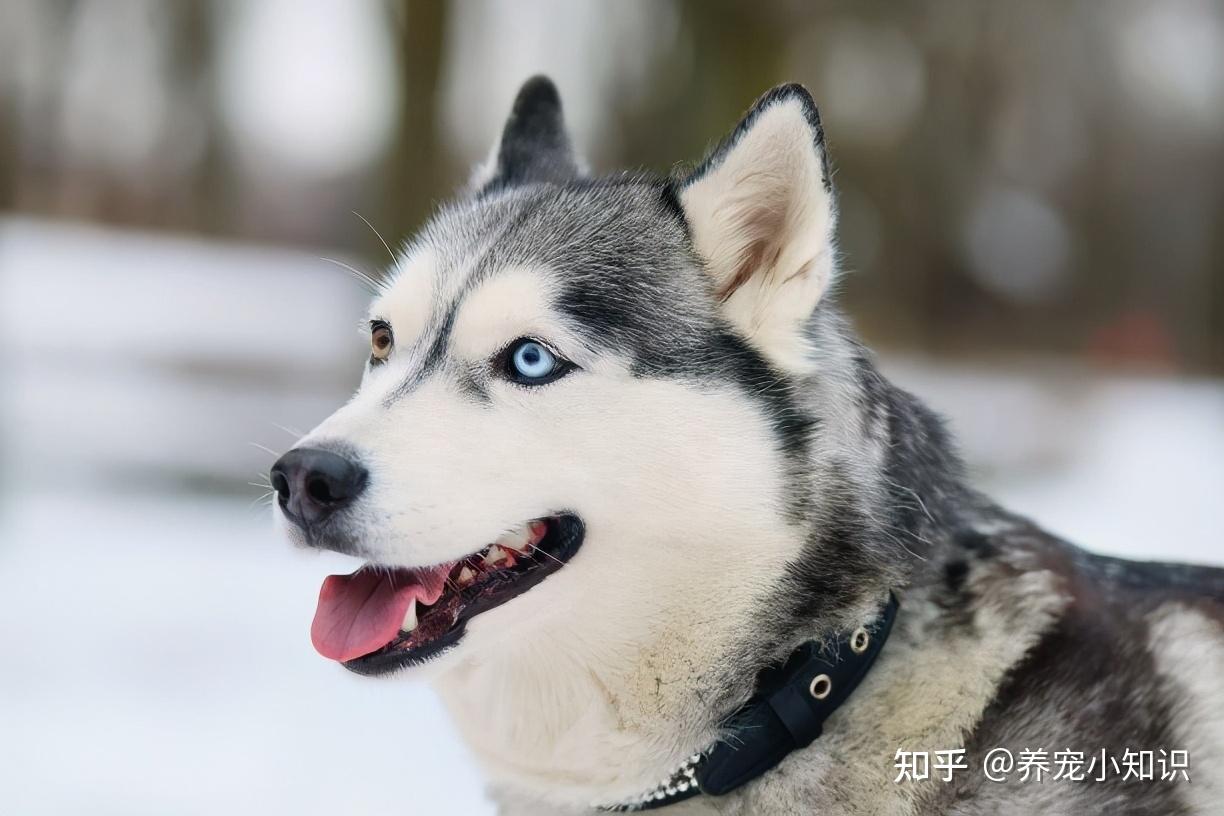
left=604, top=593, right=899, bottom=811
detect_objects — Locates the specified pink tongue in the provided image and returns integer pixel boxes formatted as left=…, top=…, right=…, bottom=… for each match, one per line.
left=311, top=565, right=450, bottom=662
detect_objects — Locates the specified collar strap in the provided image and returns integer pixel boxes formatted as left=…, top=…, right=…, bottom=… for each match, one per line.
left=604, top=593, right=899, bottom=812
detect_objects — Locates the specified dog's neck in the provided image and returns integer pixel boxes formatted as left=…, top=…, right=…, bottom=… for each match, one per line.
left=853, top=340, right=969, bottom=552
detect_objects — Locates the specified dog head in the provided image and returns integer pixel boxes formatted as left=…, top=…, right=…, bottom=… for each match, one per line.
left=273, top=77, right=904, bottom=802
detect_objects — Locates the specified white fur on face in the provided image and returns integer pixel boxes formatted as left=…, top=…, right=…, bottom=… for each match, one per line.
left=296, top=257, right=809, bottom=805
left=437, top=368, right=804, bottom=803
left=681, top=96, right=836, bottom=373
left=306, top=255, right=798, bottom=568
left=449, top=268, right=565, bottom=362
left=367, top=247, right=434, bottom=351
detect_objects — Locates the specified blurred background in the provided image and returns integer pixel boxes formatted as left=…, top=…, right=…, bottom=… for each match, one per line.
left=1, top=1, right=1221, bottom=814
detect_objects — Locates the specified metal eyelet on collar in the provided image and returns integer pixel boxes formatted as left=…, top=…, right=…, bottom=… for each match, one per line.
left=602, top=593, right=900, bottom=812
left=808, top=673, right=832, bottom=700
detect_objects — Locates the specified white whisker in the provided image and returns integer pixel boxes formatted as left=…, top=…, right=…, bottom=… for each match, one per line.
left=247, top=489, right=276, bottom=511
left=528, top=546, right=566, bottom=568
left=272, top=421, right=304, bottom=438
left=249, top=441, right=280, bottom=457
left=319, top=256, right=380, bottom=293
left=353, top=210, right=397, bottom=267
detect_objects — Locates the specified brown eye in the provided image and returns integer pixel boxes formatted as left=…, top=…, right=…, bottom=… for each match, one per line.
left=370, top=322, right=393, bottom=361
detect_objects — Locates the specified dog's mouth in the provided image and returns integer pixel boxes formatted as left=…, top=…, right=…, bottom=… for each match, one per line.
left=310, top=514, right=584, bottom=675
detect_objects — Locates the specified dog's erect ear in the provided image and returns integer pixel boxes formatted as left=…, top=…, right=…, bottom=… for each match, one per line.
left=474, top=76, right=582, bottom=194
left=680, top=84, right=836, bottom=370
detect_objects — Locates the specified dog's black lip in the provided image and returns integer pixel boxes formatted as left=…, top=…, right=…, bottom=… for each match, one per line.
left=341, top=514, right=586, bottom=676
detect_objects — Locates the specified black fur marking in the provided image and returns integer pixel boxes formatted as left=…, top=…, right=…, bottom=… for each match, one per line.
left=1076, top=551, right=1224, bottom=598
left=682, top=83, right=832, bottom=194
left=675, top=329, right=816, bottom=497
left=783, top=477, right=887, bottom=627
left=851, top=348, right=890, bottom=435
left=384, top=302, right=458, bottom=405
left=452, top=363, right=492, bottom=405
left=868, top=356, right=967, bottom=560
left=949, top=601, right=1190, bottom=815
left=558, top=276, right=816, bottom=517
left=481, top=76, right=580, bottom=195
left=658, top=179, right=690, bottom=236
left=956, top=528, right=1000, bottom=558
left=944, top=559, right=969, bottom=592
left=935, top=558, right=976, bottom=629
left=384, top=194, right=557, bottom=405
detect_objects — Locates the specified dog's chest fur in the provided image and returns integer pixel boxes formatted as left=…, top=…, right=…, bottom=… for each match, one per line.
left=488, top=509, right=1224, bottom=815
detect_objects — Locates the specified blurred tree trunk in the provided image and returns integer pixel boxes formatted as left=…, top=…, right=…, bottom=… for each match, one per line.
left=1209, top=197, right=1224, bottom=372
left=615, top=0, right=787, bottom=174
left=0, top=83, right=14, bottom=212
left=172, top=1, right=223, bottom=236
left=377, top=0, right=450, bottom=259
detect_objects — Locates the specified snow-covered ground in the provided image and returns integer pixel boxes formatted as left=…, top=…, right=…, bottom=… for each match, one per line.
left=0, top=491, right=492, bottom=816
left=1, top=219, right=1220, bottom=815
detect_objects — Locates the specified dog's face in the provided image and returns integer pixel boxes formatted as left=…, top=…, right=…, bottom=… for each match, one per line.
left=273, top=80, right=844, bottom=704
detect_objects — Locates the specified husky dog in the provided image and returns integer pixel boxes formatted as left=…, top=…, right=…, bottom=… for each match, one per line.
left=271, top=78, right=1224, bottom=814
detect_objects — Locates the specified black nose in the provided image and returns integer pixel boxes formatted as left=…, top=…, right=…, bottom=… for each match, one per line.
left=270, top=448, right=368, bottom=529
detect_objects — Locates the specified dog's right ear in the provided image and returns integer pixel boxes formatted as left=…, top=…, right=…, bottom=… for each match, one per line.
left=471, top=76, right=582, bottom=194
left=679, top=84, right=836, bottom=372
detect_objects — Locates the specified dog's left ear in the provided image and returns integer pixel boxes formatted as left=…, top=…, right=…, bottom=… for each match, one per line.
left=680, top=84, right=836, bottom=370
left=473, top=75, right=583, bottom=194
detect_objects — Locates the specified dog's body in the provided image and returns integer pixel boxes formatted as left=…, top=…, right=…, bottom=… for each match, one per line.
left=273, top=79, right=1224, bottom=814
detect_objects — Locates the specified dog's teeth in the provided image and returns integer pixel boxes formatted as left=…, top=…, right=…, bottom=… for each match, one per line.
left=496, top=521, right=547, bottom=554
left=483, top=545, right=512, bottom=567
left=495, top=528, right=529, bottom=553
left=400, top=599, right=418, bottom=632
left=457, top=566, right=476, bottom=586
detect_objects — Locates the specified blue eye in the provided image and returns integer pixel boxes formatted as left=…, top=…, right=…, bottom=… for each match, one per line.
left=505, top=339, right=570, bottom=384
left=511, top=341, right=555, bottom=378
